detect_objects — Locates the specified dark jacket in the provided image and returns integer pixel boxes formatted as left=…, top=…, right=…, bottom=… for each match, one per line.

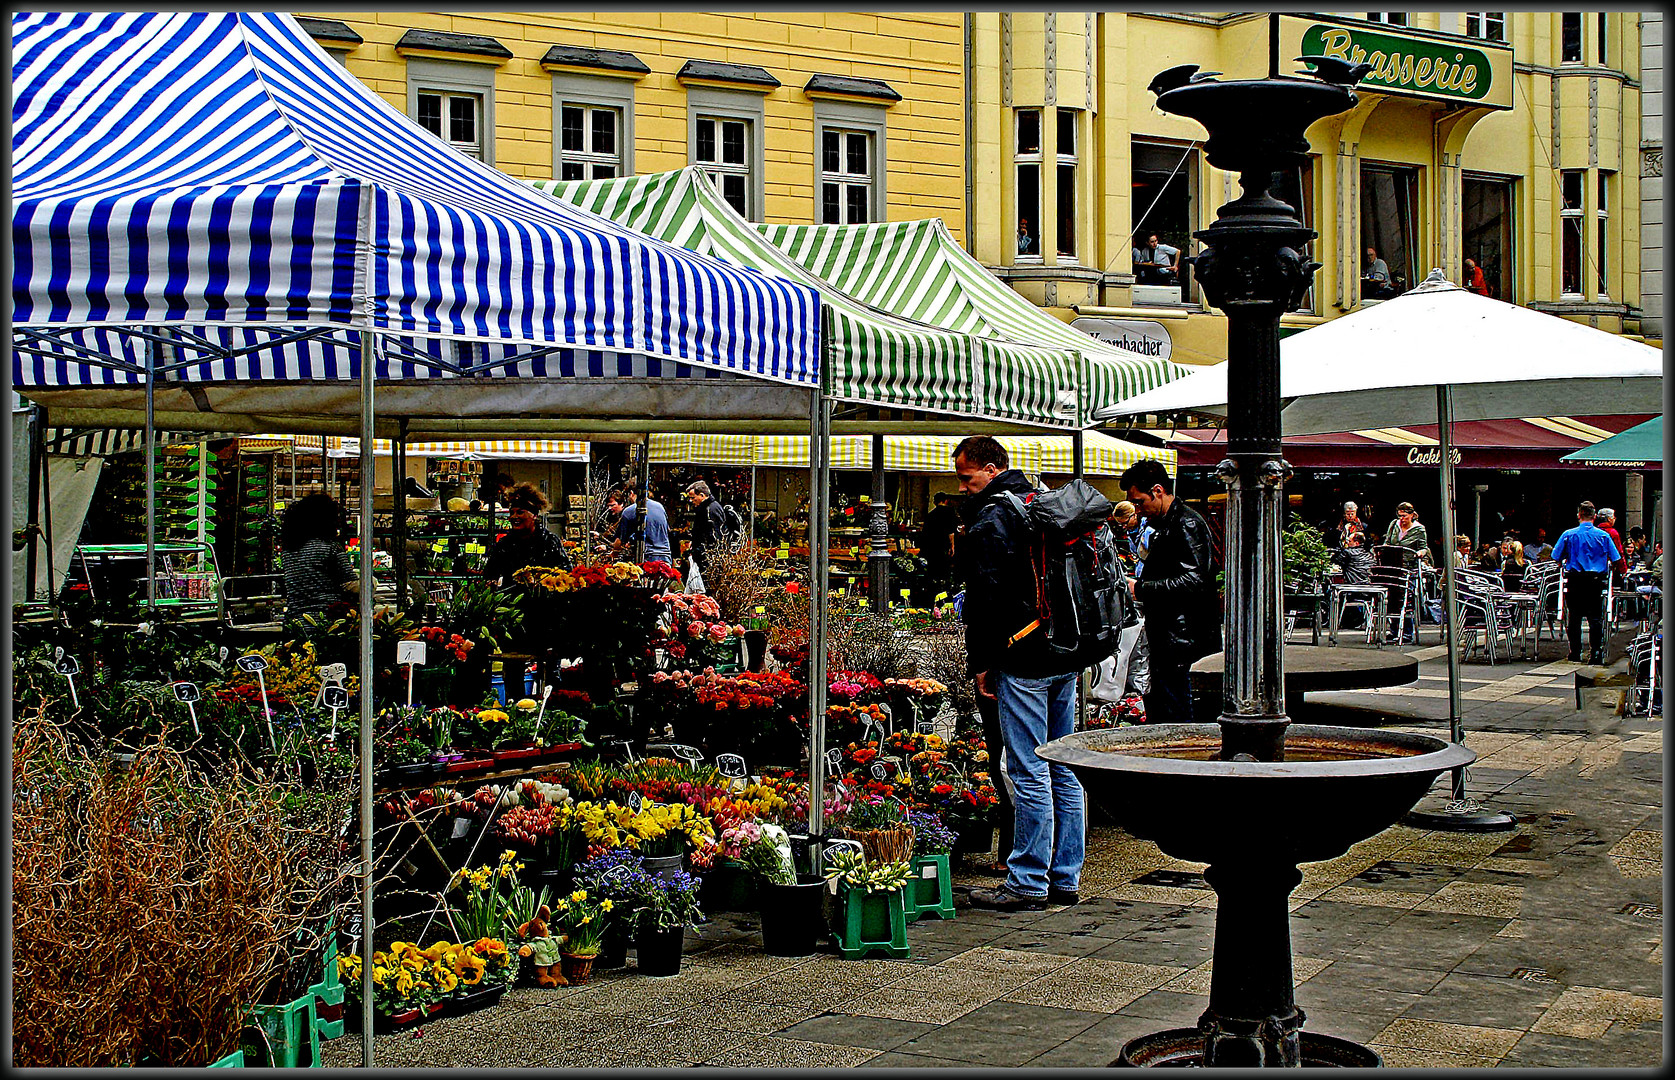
left=1133, top=496, right=1221, bottom=666
left=957, top=469, right=1078, bottom=679
left=689, top=497, right=729, bottom=571
left=481, top=521, right=570, bottom=583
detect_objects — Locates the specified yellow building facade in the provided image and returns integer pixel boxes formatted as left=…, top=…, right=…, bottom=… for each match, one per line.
left=971, top=11, right=1655, bottom=367
left=294, top=11, right=967, bottom=231
left=296, top=11, right=1654, bottom=374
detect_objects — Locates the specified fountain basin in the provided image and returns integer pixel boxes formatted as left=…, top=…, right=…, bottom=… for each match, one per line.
left=1036, top=724, right=1474, bottom=867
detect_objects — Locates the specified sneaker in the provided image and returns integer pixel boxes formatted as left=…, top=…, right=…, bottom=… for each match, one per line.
left=1047, top=887, right=1080, bottom=906
left=967, top=886, right=1047, bottom=912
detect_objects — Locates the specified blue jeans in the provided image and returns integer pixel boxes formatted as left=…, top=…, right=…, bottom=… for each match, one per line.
left=996, top=670, right=1085, bottom=898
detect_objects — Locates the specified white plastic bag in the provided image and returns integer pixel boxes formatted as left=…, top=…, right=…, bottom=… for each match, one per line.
left=686, top=555, right=706, bottom=594
left=1125, top=618, right=1152, bottom=696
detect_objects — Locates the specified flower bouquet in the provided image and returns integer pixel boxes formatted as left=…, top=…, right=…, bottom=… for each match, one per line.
left=836, top=794, right=916, bottom=866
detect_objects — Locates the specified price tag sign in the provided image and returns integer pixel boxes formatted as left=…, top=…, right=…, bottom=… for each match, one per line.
left=667, top=744, right=703, bottom=765
left=432, top=540, right=449, bottom=553
left=627, top=790, right=643, bottom=812
left=715, top=753, right=748, bottom=779
left=824, top=748, right=843, bottom=770
left=602, top=864, right=635, bottom=888
left=171, top=681, right=201, bottom=704
left=319, top=663, right=348, bottom=685
left=54, top=652, right=80, bottom=677
left=935, top=592, right=948, bottom=602
left=859, top=495, right=870, bottom=503
left=754, top=606, right=765, bottom=616
left=858, top=598, right=868, bottom=609
left=236, top=654, right=268, bottom=674
left=323, top=685, right=351, bottom=710
left=915, top=718, right=936, bottom=735
left=899, top=588, right=911, bottom=599
left=397, top=640, right=427, bottom=666
left=464, top=542, right=486, bottom=554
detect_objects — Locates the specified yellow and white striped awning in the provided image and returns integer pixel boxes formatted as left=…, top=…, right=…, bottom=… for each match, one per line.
left=648, top=432, right=1173, bottom=476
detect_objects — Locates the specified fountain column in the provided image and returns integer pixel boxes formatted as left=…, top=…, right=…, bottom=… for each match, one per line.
left=1192, top=172, right=1322, bottom=762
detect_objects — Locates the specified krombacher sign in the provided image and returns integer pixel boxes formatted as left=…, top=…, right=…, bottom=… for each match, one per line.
left=1281, top=17, right=1513, bottom=110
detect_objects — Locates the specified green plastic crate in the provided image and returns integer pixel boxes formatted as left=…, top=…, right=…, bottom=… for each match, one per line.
left=834, top=883, right=909, bottom=960
left=310, top=980, right=346, bottom=1042
left=903, top=853, right=956, bottom=922
left=208, top=1049, right=245, bottom=1068
left=245, top=995, right=318, bottom=1068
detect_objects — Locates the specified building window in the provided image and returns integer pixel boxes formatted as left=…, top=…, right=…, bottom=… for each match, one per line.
left=1561, top=13, right=1582, bottom=62
left=407, top=57, right=497, bottom=166
left=1596, top=13, right=1609, bottom=66
left=558, top=105, right=621, bottom=181
left=820, top=129, right=874, bottom=224
left=1360, top=163, right=1418, bottom=301
left=1271, top=158, right=1317, bottom=312
left=1597, top=170, right=1612, bottom=295
left=1462, top=174, right=1515, bottom=301
left=1464, top=12, right=1506, bottom=42
left=1016, top=110, right=1042, bottom=258
left=695, top=116, right=753, bottom=217
left=1367, top=13, right=1408, bottom=26
left=417, top=90, right=483, bottom=159
left=1056, top=108, right=1079, bottom=259
left=1560, top=168, right=1584, bottom=295
left=1131, top=139, right=1199, bottom=304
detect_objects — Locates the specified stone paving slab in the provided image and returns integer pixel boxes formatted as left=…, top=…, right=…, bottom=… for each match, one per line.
left=320, top=631, right=1662, bottom=1069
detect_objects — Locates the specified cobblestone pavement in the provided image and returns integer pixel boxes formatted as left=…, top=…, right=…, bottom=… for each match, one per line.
left=323, top=626, right=1664, bottom=1069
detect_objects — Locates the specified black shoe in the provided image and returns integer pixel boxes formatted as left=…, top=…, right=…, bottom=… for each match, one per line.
left=968, top=886, right=1047, bottom=912
left=1567, top=653, right=1582, bottom=663
left=1047, top=887, right=1080, bottom=906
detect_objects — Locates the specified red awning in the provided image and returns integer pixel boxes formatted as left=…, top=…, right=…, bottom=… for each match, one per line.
left=1160, top=415, right=1657, bottom=470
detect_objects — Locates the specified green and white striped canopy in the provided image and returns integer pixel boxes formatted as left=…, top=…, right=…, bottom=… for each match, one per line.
left=536, top=168, right=1103, bottom=428
left=758, top=217, right=1191, bottom=419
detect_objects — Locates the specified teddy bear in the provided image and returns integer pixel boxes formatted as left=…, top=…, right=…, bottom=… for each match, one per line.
left=515, top=904, right=567, bottom=987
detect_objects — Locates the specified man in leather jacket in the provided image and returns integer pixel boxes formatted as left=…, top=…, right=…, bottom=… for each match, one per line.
left=955, top=436, right=1085, bottom=913
left=1120, top=459, right=1221, bottom=724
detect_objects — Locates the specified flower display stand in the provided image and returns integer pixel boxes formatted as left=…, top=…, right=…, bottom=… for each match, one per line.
left=903, top=854, right=955, bottom=923
left=244, top=995, right=318, bottom=1068
left=310, top=930, right=345, bottom=1041
left=834, top=883, right=910, bottom=960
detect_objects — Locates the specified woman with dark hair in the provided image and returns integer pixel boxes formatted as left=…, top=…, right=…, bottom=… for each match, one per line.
left=282, top=493, right=358, bottom=617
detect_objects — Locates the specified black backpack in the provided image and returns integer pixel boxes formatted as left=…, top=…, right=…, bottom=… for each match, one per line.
left=720, top=503, right=744, bottom=547
left=998, top=479, right=1131, bottom=668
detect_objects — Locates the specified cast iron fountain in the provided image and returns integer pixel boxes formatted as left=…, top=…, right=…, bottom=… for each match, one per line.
left=1036, top=61, right=1474, bottom=1068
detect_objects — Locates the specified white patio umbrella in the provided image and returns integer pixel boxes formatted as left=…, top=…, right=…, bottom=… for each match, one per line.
left=1096, top=270, right=1664, bottom=829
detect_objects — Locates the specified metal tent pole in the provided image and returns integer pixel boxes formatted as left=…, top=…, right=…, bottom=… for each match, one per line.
left=1406, top=384, right=1514, bottom=832
left=394, top=419, right=409, bottom=610
left=1074, top=426, right=1087, bottom=729
left=25, top=404, right=43, bottom=601
left=144, top=338, right=157, bottom=610
left=633, top=434, right=650, bottom=562
left=358, top=332, right=378, bottom=1062
left=806, top=307, right=833, bottom=873
left=868, top=432, right=889, bottom=610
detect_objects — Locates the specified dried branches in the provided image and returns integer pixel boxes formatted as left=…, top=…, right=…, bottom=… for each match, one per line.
left=11, top=701, right=356, bottom=1066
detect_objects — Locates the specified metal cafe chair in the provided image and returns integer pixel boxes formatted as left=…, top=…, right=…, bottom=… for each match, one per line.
left=1328, top=581, right=1386, bottom=646
left=1454, top=581, right=1516, bottom=665
left=1368, top=564, right=1415, bottom=645
left=1626, top=631, right=1661, bottom=717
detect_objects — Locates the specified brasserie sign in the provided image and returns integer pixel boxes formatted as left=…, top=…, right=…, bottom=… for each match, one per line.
left=1293, top=20, right=1510, bottom=109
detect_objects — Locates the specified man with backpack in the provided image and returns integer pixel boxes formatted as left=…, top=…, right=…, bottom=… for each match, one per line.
left=953, top=436, right=1126, bottom=912
left=1120, top=458, right=1221, bottom=725
left=683, top=480, right=733, bottom=591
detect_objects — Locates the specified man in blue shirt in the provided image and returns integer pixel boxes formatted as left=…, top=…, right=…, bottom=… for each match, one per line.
left=1551, top=500, right=1622, bottom=664
left=608, top=485, right=672, bottom=566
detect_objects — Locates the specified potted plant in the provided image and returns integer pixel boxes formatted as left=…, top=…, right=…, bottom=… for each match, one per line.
left=903, top=811, right=957, bottom=922
left=571, top=849, right=654, bottom=969
left=630, top=801, right=713, bottom=879
left=548, top=889, right=614, bottom=985
left=635, top=869, right=704, bottom=977
left=822, top=846, right=911, bottom=960
left=738, top=823, right=825, bottom=956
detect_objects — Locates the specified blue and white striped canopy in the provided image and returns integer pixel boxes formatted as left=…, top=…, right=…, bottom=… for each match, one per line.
left=11, top=11, right=821, bottom=405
